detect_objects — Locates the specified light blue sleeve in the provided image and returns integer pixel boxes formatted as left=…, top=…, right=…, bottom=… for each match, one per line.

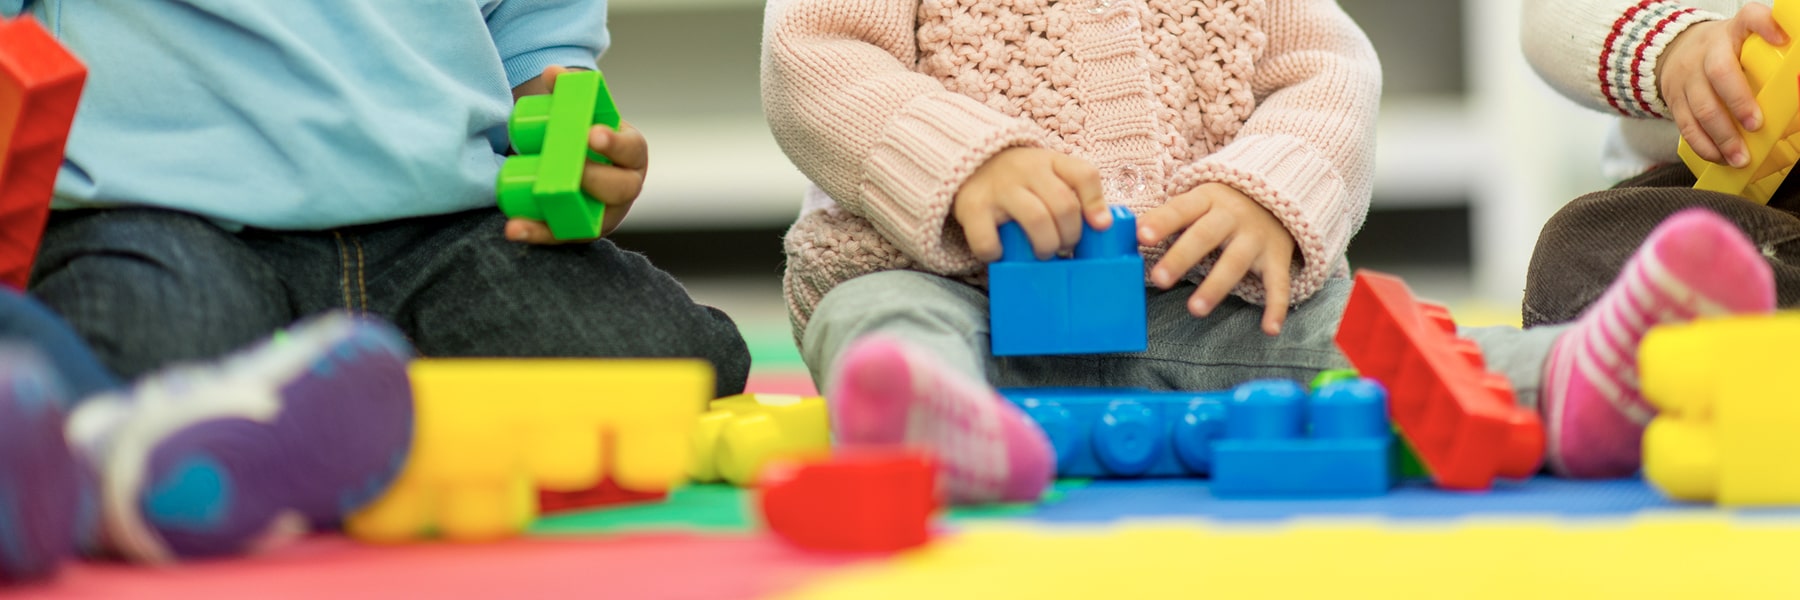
left=485, top=0, right=611, bottom=89
left=2, top=0, right=26, bottom=18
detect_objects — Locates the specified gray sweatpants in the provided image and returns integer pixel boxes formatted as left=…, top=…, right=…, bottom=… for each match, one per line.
left=802, top=270, right=1568, bottom=410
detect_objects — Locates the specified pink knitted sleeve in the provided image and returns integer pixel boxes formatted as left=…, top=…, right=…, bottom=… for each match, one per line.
left=1167, top=0, right=1381, bottom=305
left=761, top=0, right=1045, bottom=273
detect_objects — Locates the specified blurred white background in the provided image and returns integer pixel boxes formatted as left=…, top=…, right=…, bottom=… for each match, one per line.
left=602, top=0, right=1624, bottom=323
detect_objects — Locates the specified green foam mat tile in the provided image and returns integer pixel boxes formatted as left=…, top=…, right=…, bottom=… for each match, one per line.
left=531, top=484, right=754, bottom=535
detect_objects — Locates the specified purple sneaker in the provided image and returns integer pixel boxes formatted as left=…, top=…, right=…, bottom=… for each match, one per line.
left=67, top=312, right=414, bottom=563
left=0, top=348, right=89, bottom=585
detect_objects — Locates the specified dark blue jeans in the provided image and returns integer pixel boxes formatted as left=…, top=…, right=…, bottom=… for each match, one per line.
left=0, top=288, right=121, bottom=405
left=30, top=208, right=751, bottom=398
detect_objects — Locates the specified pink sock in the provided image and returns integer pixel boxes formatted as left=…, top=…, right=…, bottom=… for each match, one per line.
left=1542, top=209, right=1775, bottom=478
left=826, top=335, right=1053, bottom=504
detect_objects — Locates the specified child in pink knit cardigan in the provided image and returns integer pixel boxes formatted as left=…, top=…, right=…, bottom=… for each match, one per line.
left=764, top=0, right=1777, bottom=503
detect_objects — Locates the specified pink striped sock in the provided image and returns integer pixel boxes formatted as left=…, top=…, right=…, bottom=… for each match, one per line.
left=1542, top=209, right=1775, bottom=478
left=826, top=335, right=1053, bottom=505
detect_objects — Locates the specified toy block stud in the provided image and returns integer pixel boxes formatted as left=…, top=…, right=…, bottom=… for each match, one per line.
left=0, top=16, right=86, bottom=290
left=1678, top=0, right=1800, bottom=203
left=989, top=205, right=1147, bottom=356
left=1210, top=379, right=1394, bottom=497
left=759, top=449, right=937, bottom=553
left=1333, top=270, right=1542, bottom=491
left=346, top=359, right=711, bottom=543
left=1640, top=313, right=1800, bottom=506
left=496, top=70, right=622, bottom=241
left=688, top=394, right=830, bottom=486
left=1007, top=388, right=1229, bottom=478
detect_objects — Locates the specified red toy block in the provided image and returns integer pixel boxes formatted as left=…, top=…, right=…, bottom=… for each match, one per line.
left=538, top=478, right=666, bottom=515
left=1333, top=270, right=1543, bottom=490
left=758, top=448, right=937, bottom=553
left=0, top=16, right=85, bottom=290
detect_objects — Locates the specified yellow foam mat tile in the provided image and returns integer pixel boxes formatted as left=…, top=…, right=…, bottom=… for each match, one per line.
left=780, top=517, right=1800, bottom=599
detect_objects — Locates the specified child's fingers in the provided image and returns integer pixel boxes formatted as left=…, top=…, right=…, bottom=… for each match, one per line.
left=1028, top=178, right=1083, bottom=254
left=1736, top=3, right=1786, bottom=46
left=1188, top=240, right=1257, bottom=319
left=954, top=195, right=1004, bottom=262
left=581, top=163, right=646, bottom=207
left=1151, top=210, right=1232, bottom=289
left=999, top=190, right=1063, bottom=259
left=504, top=218, right=576, bottom=245
left=1671, top=82, right=1729, bottom=165
left=1704, top=49, right=1763, bottom=133
left=591, top=122, right=649, bottom=171
left=540, top=65, right=572, bottom=93
left=1258, top=252, right=1293, bottom=336
left=1138, top=188, right=1213, bottom=246
left=1050, top=154, right=1109, bottom=229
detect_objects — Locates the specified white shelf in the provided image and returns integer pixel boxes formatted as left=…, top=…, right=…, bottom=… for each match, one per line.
left=618, top=116, right=811, bottom=230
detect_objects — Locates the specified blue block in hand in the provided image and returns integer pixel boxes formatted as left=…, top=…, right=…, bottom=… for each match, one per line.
left=988, top=205, right=1147, bottom=356
left=1210, top=379, right=1395, bottom=498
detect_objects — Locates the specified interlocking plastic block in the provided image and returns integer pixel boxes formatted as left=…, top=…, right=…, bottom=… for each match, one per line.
left=1307, top=368, right=1360, bottom=392
left=1004, top=387, right=1230, bottom=478
left=759, top=449, right=936, bottom=553
left=988, top=205, right=1147, bottom=356
left=346, top=359, right=711, bottom=543
left=496, top=70, right=621, bottom=241
left=1678, top=0, right=1800, bottom=203
left=1210, top=379, right=1394, bottom=497
left=0, top=16, right=85, bottom=290
left=1640, top=313, right=1800, bottom=506
left=689, top=394, right=830, bottom=486
left=1334, top=270, right=1543, bottom=491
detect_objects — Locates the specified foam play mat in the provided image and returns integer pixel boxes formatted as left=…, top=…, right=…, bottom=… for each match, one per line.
left=10, top=477, right=1799, bottom=598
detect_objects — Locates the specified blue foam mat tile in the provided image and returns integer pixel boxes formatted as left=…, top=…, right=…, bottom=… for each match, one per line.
left=1007, top=476, right=1762, bottom=523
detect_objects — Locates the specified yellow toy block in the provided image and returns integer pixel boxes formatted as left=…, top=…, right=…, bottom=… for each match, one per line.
left=346, top=359, right=712, bottom=543
left=689, top=394, right=829, bottom=486
left=1678, top=0, right=1800, bottom=203
left=1639, top=313, right=1800, bottom=505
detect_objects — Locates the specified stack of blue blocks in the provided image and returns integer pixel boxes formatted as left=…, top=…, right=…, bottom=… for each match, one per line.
left=1002, top=378, right=1394, bottom=497
left=988, top=205, right=1147, bottom=356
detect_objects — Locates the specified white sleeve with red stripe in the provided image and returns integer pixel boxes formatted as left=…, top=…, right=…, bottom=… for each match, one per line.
left=1524, top=0, right=1742, bottom=119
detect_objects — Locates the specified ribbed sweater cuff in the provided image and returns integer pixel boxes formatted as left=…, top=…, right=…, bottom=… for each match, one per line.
left=860, top=93, right=1044, bottom=272
left=1599, top=0, right=1721, bottom=118
left=1172, top=134, right=1356, bottom=305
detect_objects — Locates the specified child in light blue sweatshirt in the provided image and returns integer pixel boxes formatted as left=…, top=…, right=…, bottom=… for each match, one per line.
left=0, top=0, right=751, bottom=583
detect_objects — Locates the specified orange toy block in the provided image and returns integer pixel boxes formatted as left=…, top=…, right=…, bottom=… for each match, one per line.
left=346, top=359, right=712, bottom=543
left=0, top=16, right=85, bottom=290
left=1678, top=0, right=1800, bottom=203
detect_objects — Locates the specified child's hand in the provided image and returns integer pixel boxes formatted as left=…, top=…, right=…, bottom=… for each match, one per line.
left=1138, top=183, right=1295, bottom=336
left=954, top=148, right=1108, bottom=261
left=1658, top=3, right=1788, bottom=168
left=505, top=65, right=650, bottom=244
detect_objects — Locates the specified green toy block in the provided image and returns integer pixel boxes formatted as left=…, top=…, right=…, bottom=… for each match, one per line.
left=496, top=69, right=622, bottom=241
left=1395, top=428, right=1430, bottom=479
left=1309, top=368, right=1360, bottom=392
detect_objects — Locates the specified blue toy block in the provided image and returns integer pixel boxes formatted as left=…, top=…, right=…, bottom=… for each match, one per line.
left=988, top=205, right=1147, bottom=356
left=1210, top=379, right=1394, bottom=498
left=1003, top=387, right=1230, bottom=478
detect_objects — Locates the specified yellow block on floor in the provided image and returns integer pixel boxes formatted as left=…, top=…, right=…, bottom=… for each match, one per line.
left=782, top=517, right=1800, bottom=598
left=1641, top=313, right=1800, bottom=506
left=690, top=393, right=830, bottom=486
left=346, top=359, right=712, bottom=543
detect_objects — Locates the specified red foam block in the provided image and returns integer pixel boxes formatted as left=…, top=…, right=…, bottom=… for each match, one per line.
left=0, top=16, right=85, bottom=290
